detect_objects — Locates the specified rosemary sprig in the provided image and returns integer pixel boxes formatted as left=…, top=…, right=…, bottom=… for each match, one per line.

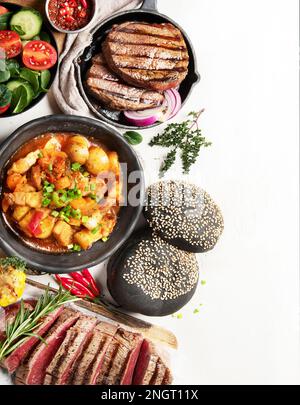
left=0, top=285, right=80, bottom=361
left=149, top=110, right=212, bottom=175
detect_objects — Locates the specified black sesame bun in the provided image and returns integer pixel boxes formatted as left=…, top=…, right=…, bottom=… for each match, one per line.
left=107, top=230, right=199, bottom=317
left=144, top=181, right=224, bottom=253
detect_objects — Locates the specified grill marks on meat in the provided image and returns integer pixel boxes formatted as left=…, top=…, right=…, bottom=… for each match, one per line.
left=69, top=322, right=118, bottom=385
left=99, top=329, right=143, bottom=385
left=44, top=315, right=97, bottom=385
left=15, top=308, right=79, bottom=385
left=86, top=54, right=164, bottom=111
left=2, top=305, right=173, bottom=386
left=103, top=22, right=189, bottom=91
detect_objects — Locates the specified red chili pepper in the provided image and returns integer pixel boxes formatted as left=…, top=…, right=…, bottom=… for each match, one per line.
left=63, top=278, right=96, bottom=298
left=81, top=268, right=100, bottom=296
left=69, top=272, right=91, bottom=288
left=55, top=275, right=96, bottom=298
left=27, top=211, right=43, bottom=236
left=79, top=0, right=88, bottom=9
left=68, top=0, right=78, bottom=7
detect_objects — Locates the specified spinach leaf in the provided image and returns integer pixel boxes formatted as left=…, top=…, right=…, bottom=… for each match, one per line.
left=124, top=131, right=143, bottom=145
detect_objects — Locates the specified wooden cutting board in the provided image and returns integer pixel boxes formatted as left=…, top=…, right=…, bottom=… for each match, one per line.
left=4, top=0, right=66, bottom=52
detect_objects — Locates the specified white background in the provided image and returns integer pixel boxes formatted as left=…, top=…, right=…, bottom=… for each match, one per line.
left=0, top=0, right=299, bottom=385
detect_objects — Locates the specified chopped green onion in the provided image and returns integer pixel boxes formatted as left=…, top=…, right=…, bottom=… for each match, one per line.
left=72, top=244, right=81, bottom=252
left=42, top=198, right=51, bottom=207
left=48, top=163, right=53, bottom=172
left=90, top=183, right=96, bottom=191
left=51, top=210, right=59, bottom=218
left=91, top=225, right=100, bottom=235
left=82, top=216, right=88, bottom=224
left=102, top=236, right=108, bottom=242
left=38, top=152, right=43, bottom=158
left=83, top=172, right=89, bottom=177
left=71, top=162, right=82, bottom=171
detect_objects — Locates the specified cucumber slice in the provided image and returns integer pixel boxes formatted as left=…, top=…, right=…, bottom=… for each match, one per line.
left=10, top=8, right=43, bottom=40
left=6, top=80, right=34, bottom=105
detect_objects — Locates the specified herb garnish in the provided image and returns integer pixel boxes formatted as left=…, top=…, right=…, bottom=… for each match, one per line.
left=0, top=286, right=80, bottom=361
left=149, top=110, right=211, bottom=175
left=124, top=131, right=143, bottom=145
left=0, top=257, right=27, bottom=272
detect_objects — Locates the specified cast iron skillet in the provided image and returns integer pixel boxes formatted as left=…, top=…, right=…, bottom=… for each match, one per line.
left=0, top=2, right=58, bottom=118
left=0, top=115, right=145, bottom=274
left=75, top=0, right=200, bottom=130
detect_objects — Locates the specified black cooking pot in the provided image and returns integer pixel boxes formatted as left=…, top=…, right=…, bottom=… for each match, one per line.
left=76, top=0, right=200, bottom=129
left=0, top=115, right=145, bottom=274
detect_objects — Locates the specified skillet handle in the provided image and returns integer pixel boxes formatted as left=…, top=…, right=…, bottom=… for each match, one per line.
left=141, top=0, right=158, bottom=11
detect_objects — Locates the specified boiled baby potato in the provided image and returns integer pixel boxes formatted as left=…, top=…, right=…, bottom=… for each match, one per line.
left=85, top=146, right=110, bottom=175
left=64, top=135, right=90, bottom=165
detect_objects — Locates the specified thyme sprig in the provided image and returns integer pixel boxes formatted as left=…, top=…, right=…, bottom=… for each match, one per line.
left=149, top=110, right=212, bottom=175
left=0, top=285, right=80, bottom=361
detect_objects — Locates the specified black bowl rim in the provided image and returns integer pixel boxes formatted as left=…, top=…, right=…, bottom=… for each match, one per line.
left=0, top=2, right=59, bottom=119
left=75, top=8, right=200, bottom=130
left=0, top=114, right=145, bottom=273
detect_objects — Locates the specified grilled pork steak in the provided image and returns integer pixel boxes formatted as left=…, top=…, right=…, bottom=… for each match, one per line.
left=69, top=322, right=118, bottom=385
left=15, top=308, right=80, bottom=385
left=102, top=22, right=189, bottom=91
left=86, top=54, right=164, bottom=111
left=44, top=315, right=97, bottom=385
left=1, top=306, right=63, bottom=374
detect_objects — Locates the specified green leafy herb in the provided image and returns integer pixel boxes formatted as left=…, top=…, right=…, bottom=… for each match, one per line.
left=124, top=131, right=143, bottom=145
left=0, top=257, right=27, bottom=272
left=0, top=285, right=80, bottom=361
left=6, top=59, right=20, bottom=78
left=0, top=68, right=10, bottom=83
left=0, top=84, right=12, bottom=109
left=11, top=25, right=26, bottom=36
left=149, top=110, right=211, bottom=175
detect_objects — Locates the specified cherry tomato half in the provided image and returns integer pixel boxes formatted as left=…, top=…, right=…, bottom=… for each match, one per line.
left=22, top=40, right=58, bottom=71
left=0, top=30, right=22, bottom=59
left=0, top=6, right=9, bottom=15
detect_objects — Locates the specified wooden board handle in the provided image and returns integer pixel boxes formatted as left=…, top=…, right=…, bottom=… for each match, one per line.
left=26, top=278, right=178, bottom=350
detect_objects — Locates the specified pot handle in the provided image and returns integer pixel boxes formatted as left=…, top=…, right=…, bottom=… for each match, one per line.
left=0, top=234, right=17, bottom=258
left=141, top=0, right=158, bottom=11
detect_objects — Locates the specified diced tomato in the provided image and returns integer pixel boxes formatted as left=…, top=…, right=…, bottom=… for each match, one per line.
left=28, top=211, right=44, bottom=236
left=22, top=40, right=58, bottom=71
left=0, top=6, right=9, bottom=15
left=0, top=31, right=22, bottom=59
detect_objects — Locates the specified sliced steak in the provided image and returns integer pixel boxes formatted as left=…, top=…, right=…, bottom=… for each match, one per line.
left=150, top=358, right=166, bottom=385
left=15, top=308, right=79, bottom=385
left=44, top=315, right=97, bottom=385
left=69, top=322, right=118, bottom=385
left=96, top=328, right=143, bottom=385
left=0, top=300, right=36, bottom=342
left=102, top=21, right=189, bottom=91
left=133, top=340, right=159, bottom=385
left=86, top=54, right=164, bottom=111
left=133, top=339, right=173, bottom=385
left=0, top=306, right=63, bottom=374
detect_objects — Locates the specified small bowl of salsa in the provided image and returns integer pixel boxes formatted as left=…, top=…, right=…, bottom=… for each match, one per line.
left=45, top=0, right=96, bottom=34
